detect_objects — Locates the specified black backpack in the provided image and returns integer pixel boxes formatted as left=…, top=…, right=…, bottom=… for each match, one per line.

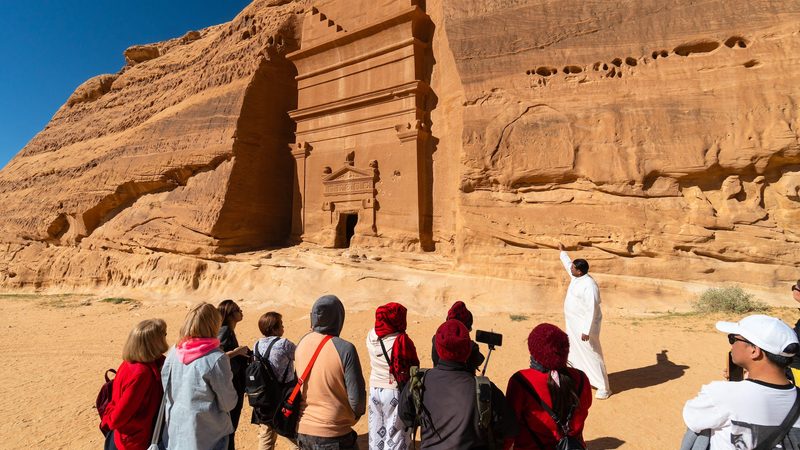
left=246, top=339, right=291, bottom=418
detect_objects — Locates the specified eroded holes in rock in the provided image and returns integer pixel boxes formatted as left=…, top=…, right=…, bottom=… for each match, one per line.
left=674, top=40, right=720, bottom=56
left=278, top=36, right=284, bottom=45
left=660, top=50, right=668, bottom=58
left=535, top=66, right=552, bottom=77
left=526, top=70, right=532, bottom=75
left=617, top=71, right=622, bottom=78
left=242, top=30, right=251, bottom=40
left=593, top=62, right=602, bottom=71
left=625, top=57, right=638, bottom=66
left=743, top=59, right=760, bottom=68
left=335, top=213, right=358, bottom=248
left=725, top=36, right=748, bottom=48
left=612, top=58, right=622, bottom=67
left=602, top=63, right=608, bottom=70
left=564, top=65, right=583, bottom=74
left=652, top=51, right=659, bottom=59
left=267, top=36, right=274, bottom=46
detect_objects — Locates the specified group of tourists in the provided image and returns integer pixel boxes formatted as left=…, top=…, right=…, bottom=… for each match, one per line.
left=99, top=294, right=595, bottom=450
left=96, top=244, right=800, bottom=450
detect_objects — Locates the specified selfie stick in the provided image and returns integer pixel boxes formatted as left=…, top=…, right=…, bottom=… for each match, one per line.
left=481, top=344, right=495, bottom=377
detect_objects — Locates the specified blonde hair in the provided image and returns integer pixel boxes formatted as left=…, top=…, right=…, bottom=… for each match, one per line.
left=122, top=319, right=169, bottom=363
left=179, top=302, right=222, bottom=341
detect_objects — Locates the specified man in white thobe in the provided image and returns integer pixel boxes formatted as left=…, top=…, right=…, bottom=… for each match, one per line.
left=558, top=243, right=611, bottom=399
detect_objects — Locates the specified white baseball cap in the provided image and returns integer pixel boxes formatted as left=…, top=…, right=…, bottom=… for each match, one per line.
left=716, top=315, right=799, bottom=357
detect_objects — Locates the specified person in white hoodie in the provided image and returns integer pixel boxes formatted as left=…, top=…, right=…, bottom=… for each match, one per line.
left=161, top=302, right=238, bottom=450
left=366, top=302, right=420, bottom=450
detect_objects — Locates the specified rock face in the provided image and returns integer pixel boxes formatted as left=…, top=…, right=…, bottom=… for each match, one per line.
left=1, top=0, right=304, bottom=256
left=443, top=0, right=800, bottom=288
left=0, top=0, right=798, bottom=301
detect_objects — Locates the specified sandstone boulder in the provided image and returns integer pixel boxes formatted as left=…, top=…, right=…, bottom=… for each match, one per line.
left=65, top=74, right=117, bottom=107
left=123, top=45, right=160, bottom=65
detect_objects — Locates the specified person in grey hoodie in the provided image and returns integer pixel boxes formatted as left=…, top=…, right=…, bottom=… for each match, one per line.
left=295, top=295, right=366, bottom=450
left=161, top=303, right=238, bottom=450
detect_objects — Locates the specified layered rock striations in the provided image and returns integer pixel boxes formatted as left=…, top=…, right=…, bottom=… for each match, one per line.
left=0, top=0, right=305, bottom=256
left=0, top=0, right=798, bottom=301
left=444, top=0, right=800, bottom=287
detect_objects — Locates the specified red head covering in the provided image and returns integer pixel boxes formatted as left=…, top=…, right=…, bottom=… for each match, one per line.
left=375, top=302, right=419, bottom=384
left=435, top=319, right=472, bottom=363
left=527, top=323, right=570, bottom=370
left=375, top=302, right=407, bottom=337
left=446, top=301, right=473, bottom=331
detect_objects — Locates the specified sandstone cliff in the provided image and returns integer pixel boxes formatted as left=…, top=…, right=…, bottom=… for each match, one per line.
left=0, top=0, right=797, bottom=307
left=0, top=0, right=304, bottom=255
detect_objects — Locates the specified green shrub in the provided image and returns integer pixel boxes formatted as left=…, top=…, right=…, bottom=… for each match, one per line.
left=692, top=286, right=767, bottom=314
left=509, top=314, right=529, bottom=322
left=100, top=297, right=139, bottom=305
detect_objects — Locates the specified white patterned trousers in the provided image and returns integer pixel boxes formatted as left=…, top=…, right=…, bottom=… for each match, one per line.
left=368, top=387, right=411, bottom=450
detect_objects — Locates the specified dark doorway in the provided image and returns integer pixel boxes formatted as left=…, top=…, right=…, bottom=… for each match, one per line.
left=335, top=213, right=358, bottom=248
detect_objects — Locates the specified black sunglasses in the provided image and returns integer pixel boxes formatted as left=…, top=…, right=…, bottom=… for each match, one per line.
left=728, top=334, right=752, bottom=345
left=792, top=285, right=800, bottom=293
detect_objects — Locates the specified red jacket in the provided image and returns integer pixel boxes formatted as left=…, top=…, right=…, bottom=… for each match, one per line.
left=503, top=367, right=592, bottom=450
left=101, top=356, right=164, bottom=450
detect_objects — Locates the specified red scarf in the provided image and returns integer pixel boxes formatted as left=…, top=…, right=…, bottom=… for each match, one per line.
left=375, top=302, right=419, bottom=385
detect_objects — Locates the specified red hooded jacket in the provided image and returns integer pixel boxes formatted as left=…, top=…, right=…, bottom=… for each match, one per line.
left=100, top=356, right=164, bottom=450
left=503, top=367, right=592, bottom=450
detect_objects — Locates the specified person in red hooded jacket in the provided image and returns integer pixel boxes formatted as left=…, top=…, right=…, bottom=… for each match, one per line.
left=101, top=318, right=169, bottom=450
left=504, top=323, right=592, bottom=450
left=366, top=302, right=420, bottom=450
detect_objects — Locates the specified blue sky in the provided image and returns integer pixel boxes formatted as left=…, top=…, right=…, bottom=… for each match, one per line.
left=0, top=0, right=251, bottom=170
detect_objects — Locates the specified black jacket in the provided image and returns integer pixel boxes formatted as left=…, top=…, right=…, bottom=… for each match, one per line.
left=398, top=360, right=516, bottom=450
left=218, top=325, right=248, bottom=393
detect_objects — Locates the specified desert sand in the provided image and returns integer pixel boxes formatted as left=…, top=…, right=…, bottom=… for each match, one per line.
left=2, top=292, right=796, bottom=450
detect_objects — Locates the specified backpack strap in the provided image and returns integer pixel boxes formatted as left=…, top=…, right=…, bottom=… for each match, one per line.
left=378, top=337, right=394, bottom=381
left=151, top=360, right=173, bottom=447
left=753, top=386, right=800, bottom=450
left=511, top=372, right=581, bottom=438
left=282, top=335, right=333, bottom=416
left=259, top=339, right=282, bottom=381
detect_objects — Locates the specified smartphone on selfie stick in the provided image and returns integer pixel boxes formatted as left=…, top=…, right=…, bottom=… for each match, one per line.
left=476, top=330, right=503, bottom=376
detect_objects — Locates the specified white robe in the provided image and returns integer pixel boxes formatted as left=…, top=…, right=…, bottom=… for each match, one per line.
left=560, top=251, right=610, bottom=392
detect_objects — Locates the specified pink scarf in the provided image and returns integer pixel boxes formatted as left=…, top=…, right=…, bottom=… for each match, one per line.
left=176, top=338, right=220, bottom=364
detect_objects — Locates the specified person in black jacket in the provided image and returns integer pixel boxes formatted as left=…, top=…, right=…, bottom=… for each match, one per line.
left=217, top=299, right=251, bottom=450
left=401, top=319, right=516, bottom=449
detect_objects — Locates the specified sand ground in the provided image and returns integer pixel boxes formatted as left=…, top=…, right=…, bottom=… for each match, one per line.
left=1, top=293, right=796, bottom=450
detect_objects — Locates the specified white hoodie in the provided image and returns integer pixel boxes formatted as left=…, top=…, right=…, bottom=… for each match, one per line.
left=365, top=328, right=400, bottom=390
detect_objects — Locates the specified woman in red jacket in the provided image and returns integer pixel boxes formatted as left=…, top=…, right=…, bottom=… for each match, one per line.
left=101, top=318, right=169, bottom=450
left=504, top=323, right=593, bottom=450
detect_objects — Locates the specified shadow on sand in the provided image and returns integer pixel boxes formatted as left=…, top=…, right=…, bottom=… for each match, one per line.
left=585, top=436, right=625, bottom=449
left=608, top=350, right=688, bottom=394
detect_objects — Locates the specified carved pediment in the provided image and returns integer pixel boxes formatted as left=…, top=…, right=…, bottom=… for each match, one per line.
left=323, top=165, right=375, bottom=197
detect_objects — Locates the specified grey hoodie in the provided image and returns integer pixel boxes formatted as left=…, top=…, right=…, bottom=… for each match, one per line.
left=310, top=294, right=346, bottom=336
left=296, top=295, right=366, bottom=435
